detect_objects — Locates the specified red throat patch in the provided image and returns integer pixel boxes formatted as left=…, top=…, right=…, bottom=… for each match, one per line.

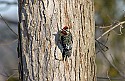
left=63, top=26, right=68, bottom=30
left=61, top=30, right=67, bottom=35
left=61, top=26, right=68, bottom=35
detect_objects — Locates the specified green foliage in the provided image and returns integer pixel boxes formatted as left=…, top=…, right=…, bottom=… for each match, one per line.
left=108, top=66, right=119, bottom=77
left=7, top=77, right=19, bottom=81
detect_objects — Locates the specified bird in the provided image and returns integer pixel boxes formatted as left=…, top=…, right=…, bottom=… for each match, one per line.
left=58, top=26, right=73, bottom=60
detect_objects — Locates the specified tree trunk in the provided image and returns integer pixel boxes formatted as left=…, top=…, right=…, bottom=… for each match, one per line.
left=18, top=0, right=96, bottom=81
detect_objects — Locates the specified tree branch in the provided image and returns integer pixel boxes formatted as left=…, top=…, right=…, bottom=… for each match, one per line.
left=96, top=21, right=125, bottom=40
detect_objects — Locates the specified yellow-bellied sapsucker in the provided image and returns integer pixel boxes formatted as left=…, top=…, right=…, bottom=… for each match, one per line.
left=58, top=26, right=73, bottom=60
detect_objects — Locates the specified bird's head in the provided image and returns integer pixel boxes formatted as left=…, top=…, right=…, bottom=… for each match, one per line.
left=61, top=26, right=69, bottom=35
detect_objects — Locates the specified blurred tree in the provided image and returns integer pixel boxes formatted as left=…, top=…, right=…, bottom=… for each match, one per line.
left=95, top=0, right=125, bottom=81
left=95, top=0, right=116, bottom=25
left=0, top=1, right=18, bottom=81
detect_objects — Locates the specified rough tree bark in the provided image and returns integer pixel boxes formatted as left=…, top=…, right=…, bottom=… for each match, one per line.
left=18, top=0, right=96, bottom=81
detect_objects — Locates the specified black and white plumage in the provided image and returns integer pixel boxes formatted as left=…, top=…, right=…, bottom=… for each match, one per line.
left=58, top=26, right=73, bottom=60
